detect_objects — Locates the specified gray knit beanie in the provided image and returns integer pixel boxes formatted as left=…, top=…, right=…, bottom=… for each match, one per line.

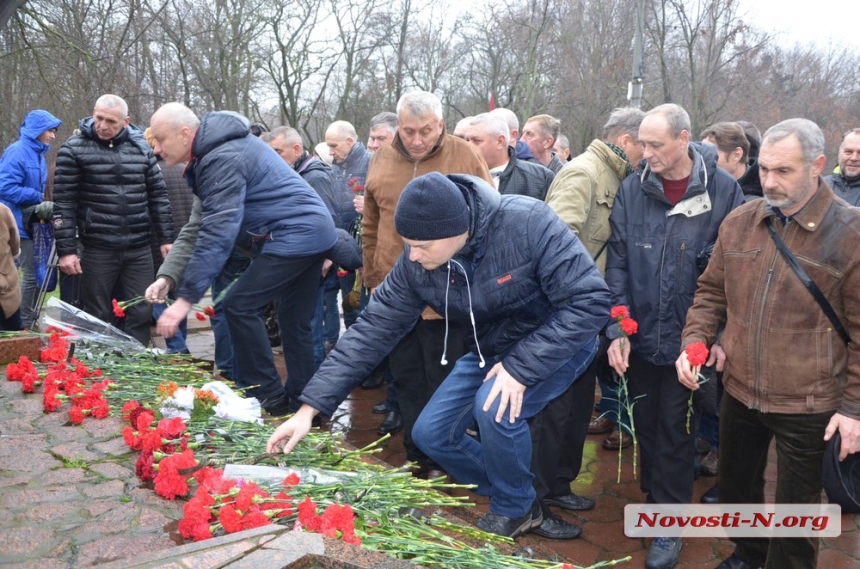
left=395, top=173, right=469, bottom=240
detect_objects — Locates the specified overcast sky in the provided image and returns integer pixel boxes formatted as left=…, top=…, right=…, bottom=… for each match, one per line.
left=739, top=0, right=857, bottom=50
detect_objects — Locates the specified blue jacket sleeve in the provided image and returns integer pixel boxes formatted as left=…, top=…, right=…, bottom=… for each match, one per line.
left=501, top=204, right=611, bottom=386
left=175, top=153, right=246, bottom=303
left=0, top=146, right=43, bottom=206
left=298, top=259, right=425, bottom=416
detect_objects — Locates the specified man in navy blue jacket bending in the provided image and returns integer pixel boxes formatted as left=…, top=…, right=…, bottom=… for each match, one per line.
left=148, top=103, right=337, bottom=416
left=268, top=172, right=610, bottom=539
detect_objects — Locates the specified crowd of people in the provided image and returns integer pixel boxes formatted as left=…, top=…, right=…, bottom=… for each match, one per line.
left=2, top=91, right=860, bottom=569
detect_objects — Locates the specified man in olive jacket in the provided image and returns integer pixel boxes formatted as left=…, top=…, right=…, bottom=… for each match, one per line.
left=678, top=118, right=860, bottom=569
left=53, top=95, right=172, bottom=346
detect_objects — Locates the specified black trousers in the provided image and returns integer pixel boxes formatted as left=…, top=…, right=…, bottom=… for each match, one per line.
left=627, top=354, right=697, bottom=504
left=719, top=392, right=831, bottom=569
left=388, top=318, right=467, bottom=467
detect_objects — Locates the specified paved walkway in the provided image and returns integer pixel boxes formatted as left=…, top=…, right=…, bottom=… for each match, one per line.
left=1, top=320, right=857, bottom=568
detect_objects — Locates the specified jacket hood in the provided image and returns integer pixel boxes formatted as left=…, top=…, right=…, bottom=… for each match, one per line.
left=192, top=111, right=250, bottom=158
left=447, top=174, right=501, bottom=262
left=78, top=117, right=150, bottom=153
left=19, top=110, right=62, bottom=145
left=515, top=140, right=535, bottom=161
left=639, top=141, right=715, bottom=202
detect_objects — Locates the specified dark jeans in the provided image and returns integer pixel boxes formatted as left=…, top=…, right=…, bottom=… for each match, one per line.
left=719, top=393, right=832, bottom=569
left=224, top=252, right=323, bottom=409
left=310, top=287, right=326, bottom=370
left=627, top=354, right=698, bottom=504
left=211, top=253, right=250, bottom=380
left=388, top=318, right=468, bottom=467
left=80, top=245, right=153, bottom=346
left=413, top=339, right=598, bottom=518
left=530, top=335, right=604, bottom=503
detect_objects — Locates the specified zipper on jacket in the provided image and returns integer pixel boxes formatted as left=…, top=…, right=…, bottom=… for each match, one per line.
left=654, top=229, right=671, bottom=360
left=676, top=241, right=686, bottom=289
left=752, top=221, right=785, bottom=411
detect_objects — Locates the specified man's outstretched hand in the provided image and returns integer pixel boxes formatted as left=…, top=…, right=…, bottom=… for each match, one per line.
left=267, top=404, right=318, bottom=454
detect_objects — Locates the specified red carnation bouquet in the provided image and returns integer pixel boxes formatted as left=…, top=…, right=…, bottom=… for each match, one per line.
left=683, top=341, right=711, bottom=434
left=609, top=305, right=640, bottom=482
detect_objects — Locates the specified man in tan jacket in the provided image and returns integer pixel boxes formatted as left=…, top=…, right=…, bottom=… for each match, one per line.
left=0, top=203, right=22, bottom=330
left=362, top=90, right=491, bottom=481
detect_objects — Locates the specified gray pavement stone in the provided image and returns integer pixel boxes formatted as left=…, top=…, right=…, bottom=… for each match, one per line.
left=0, top=527, right=60, bottom=562
left=88, top=461, right=134, bottom=479
left=0, top=560, right=69, bottom=569
left=17, top=500, right=78, bottom=523
left=52, top=441, right=102, bottom=462
left=83, top=417, right=123, bottom=439
left=75, top=534, right=175, bottom=568
left=81, top=479, right=125, bottom=499
left=83, top=498, right=121, bottom=518
left=0, top=474, right=30, bottom=488
left=0, top=486, right=78, bottom=508
left=7, top=398, right=44, bottom=415
left=33, top=410, right=72, bottom=430
left=0, top=452, right=62, bottom=472
left=45, top=423, right=90, bottom=443
left=137, top=507, right=177, bottom=531
left=91, top=437, right=132, bottom=457
left=41, top=466, right=88, bottom=485
left=0, top=417, right=38, bottom=433
left=0, top=433, right=48, bottom=455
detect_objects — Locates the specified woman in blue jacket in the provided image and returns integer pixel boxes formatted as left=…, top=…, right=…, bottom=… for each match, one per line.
left=0, top=110, right=62, bottom=327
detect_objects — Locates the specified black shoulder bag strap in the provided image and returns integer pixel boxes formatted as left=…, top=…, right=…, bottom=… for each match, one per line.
left=765, top=217, right=851, bottom=345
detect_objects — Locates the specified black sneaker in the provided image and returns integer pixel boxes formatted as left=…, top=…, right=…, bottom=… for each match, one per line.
left=544, top=492, right=595, bottom=511
left=645, top=537, right=682, bottom=569
left=475, top=500, right=543, bottom=539
left=532, top=512, right=582, bottom=540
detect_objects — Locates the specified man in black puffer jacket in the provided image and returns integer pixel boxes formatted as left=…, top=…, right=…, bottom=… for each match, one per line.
left=269, top=172, right=610, bottom=539
left=53, top=94, right=172, bottom=346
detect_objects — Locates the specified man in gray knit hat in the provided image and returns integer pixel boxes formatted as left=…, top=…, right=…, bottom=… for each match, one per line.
left=269, top=172, right=610, bottom=539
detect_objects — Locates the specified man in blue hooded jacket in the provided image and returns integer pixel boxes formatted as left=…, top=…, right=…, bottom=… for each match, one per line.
left=268, top=172, right=610, bottom=539
left=149, top=102, right=338, bottom=416
left=0, top=110, right=62, bottom=327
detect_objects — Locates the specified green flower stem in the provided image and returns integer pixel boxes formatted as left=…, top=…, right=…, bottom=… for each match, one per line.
left=685, top=372, right=709, bottom=434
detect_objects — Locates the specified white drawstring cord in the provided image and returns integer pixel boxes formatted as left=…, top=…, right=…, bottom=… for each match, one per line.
left=447, top=259, right=485, bottom=369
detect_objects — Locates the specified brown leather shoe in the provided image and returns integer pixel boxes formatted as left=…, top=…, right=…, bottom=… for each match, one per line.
left=588, top=415, right=614, bottom=435
left=602, top=430, right=632, bottom=450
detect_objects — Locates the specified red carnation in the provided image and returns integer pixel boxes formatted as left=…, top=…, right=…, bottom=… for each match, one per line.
left=619, top=317, right=639, bottom=336
left=610, top=305, right=630, bottom=319
left=195, top=312, right=206, bottom=321
left=204, top=305, right=215, bottom=317
left=685, top=341, right=710, bottom=367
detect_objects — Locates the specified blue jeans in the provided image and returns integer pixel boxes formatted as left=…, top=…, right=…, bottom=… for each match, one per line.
left=224, top=252, right=323, bottom=408
left=412, top=337, right=598, bottom=518
left=152, top=301, right=188, bottom=353
left=310, top=287, right=325, bottom=370
left=323, top=285, right=340, bottom=344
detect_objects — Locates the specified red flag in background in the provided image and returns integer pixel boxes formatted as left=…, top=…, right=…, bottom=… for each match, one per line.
left=489, top=92, right=496, bottom=111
